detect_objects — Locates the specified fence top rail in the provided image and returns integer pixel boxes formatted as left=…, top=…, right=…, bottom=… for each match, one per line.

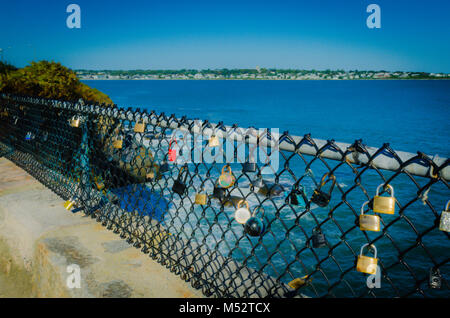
left=3, top=94, right=449, bottom=181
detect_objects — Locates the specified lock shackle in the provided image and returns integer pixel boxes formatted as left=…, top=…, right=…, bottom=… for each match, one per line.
left=221, top=165, right=232, bottom=176
left=312, top=227, right=323, bottom=235
left=360, top=201, right=370, bottom=215
left=177, top=165, right=189, bottom=183
left=319, top=173, right=336, bottom=188
left=169, top=139, right=178, bottom=149
left=360, top=243, right=377, bottom=258
left=252, top=206, right=265, bottom=218
left=237, top=200, right=249, bottom=210
left=376, top=183, right=394, bottom=197
left=445, top=200, right=450, bottom=211
left=317, top=173, right=336, bottom=197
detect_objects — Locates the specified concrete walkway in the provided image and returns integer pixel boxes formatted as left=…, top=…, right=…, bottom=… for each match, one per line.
left=0, top=158, right=204, bottom=298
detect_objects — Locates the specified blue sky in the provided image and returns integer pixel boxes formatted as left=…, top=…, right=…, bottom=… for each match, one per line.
left=0, top=0, right=449, bottom=72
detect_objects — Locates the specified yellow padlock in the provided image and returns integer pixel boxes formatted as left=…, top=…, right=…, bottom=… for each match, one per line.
left=356, top=243, right=378, bottom=275
left=70, top=116, right=81, bottom=128
left=439, top=200, right=450, bottom=232
left=208, top=135, right=220, bottom=147
left=194, top=189, right=207, bottom=205
left=373, top=184, right=395, bottom=215
left=113, top=137, right=123, bottom=149
left=63, top=199, right=75, bottom=210
left=359, top=201, right=381, bottom=232
left=288, top=275, right=311, bottom=290
left=134, top=120, right=145, bottom=133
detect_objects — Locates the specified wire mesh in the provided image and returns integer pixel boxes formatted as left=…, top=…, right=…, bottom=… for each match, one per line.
left=0, top=93, right=448, bottom=298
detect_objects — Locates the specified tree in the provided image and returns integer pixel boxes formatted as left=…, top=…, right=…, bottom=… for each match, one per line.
left=0, top=61, right=113, bottom=105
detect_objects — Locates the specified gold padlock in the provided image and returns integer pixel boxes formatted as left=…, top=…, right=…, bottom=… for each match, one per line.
left=359, top=201, right=381, bottom=232
left=373, top=184, right=395, bottom=215
left=70, top=116, right=81, bottom=128
left=439, top=200, right=450, bottom=232
left=134, top=120, right=145, bottom=133
left=194, top=189, right=207, bottom=205
left=113, top=137, right=123, bottom=149
left=356, top=243, right=378, bottom=275
left=288, top=275, right=311, bottom=290
left=63, top=199, right=75, bottom=210
left=208, top=134, right=220, bottom=147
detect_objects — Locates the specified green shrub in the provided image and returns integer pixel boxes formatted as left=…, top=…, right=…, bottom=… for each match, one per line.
left=0, top=61, right=113, bottom=105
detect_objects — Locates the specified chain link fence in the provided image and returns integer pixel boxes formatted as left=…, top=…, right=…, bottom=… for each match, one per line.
left=0, top=93, right=448, bottom=298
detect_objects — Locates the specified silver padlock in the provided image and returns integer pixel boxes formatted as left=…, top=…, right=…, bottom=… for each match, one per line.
left=439, top=200, right=450, bottom=232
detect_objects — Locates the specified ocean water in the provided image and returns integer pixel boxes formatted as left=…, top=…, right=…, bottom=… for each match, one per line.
left=83, top=80, right=450, bottom=297
left=84, top=80, right=450, bottom=157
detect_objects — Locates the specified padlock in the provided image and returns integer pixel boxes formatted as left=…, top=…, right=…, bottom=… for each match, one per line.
left=208, top=134, right=220, bottom=147
left=439, top=200, right=450, bottom=232
left=373, top=184, right=395, bottom=214
left=194, top=188, right=207, bottom=205
left=218, top=165, right=235, bottom=188
left=234, top=200, right=252, bottom=224
left=146, top=170, right=155, bottom=180
left=70, top=116, right=81, bottom=128
left=113, top=137, right=123, bottom=149
left=359, top=201, right=381, bottom=232
left=25, top=132, right=33, bottom=141
left=63, top=199, right=76, bottom=210
left=356, top=243, right=378, bottom=275
left=172, top=165, right=189, bottom=196
left=285, top=184, right=307, bottom=206
left=242, top=161, right=257, bottom=173
left=286, top=190, right=299, bottom=205
left=288, top=275, right=310, bottom=290
left=429, top=268, right=442, bottom=289
left=168, top=139, right=178, bottom=162
left=159, top=161, right=169, bottom=173
left=311, top=228, right=326, bottom=248
left=244, top=206, right=265, bottom=237
left=311, top=173, right=336, bottom=207
left=134, top=120, right=145, bottom=133
left=213, top=183, right=226, bottom=200
left=251, top=173, right=265, bottom=188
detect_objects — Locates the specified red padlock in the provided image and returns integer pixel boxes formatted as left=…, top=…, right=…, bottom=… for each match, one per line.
left=168, top=139, right=178, bottom=162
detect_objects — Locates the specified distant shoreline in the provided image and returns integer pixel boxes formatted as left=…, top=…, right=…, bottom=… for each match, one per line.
left=80, top=78, right=450, bottom=81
